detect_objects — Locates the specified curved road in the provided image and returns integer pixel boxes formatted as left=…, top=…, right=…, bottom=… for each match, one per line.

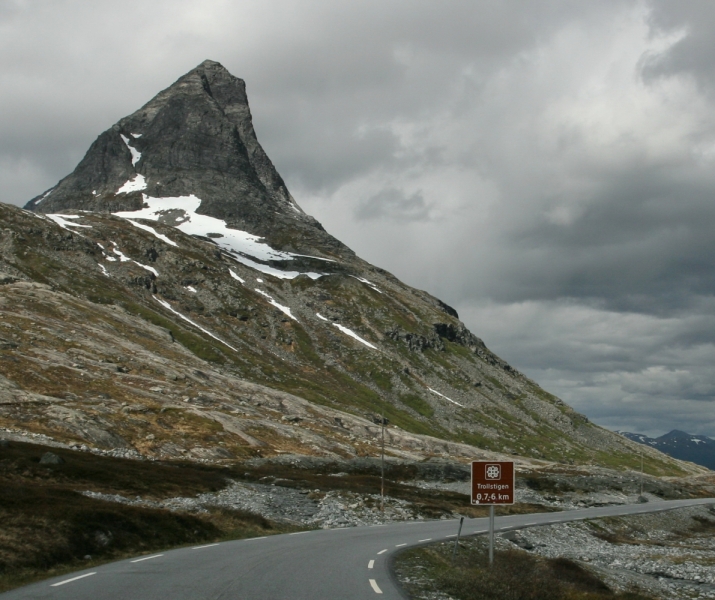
left=4, top=498, right=713, bottom=599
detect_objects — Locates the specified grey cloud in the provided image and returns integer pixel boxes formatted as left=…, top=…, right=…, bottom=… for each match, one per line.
left=643, top=0, right=715, bottom=91
left=458, top=300, right=715, bottom=437
left=488, top=168, right=715, bottom=312
left=355, top=187, right=430, bottom=222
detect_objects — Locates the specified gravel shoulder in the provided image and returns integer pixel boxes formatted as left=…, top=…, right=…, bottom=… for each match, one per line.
left=394, top=503, right=715, bottom=600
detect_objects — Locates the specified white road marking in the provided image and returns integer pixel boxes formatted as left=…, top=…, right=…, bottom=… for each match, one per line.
left=131, top=554, right=163, bottom=563
left=368, top=560, right=375, bottom=569
left=446, top=534, right=457, bottom=537
left=473, top=530, right=486, bottom=534
left=289, top=531, right=309, bottom=535
left=51, top=572, right=96, bottom=587
left=369, top=579, right=383, bottom=594
left=395, top=543, right=407, bottom=547
left=247, top=536, right=267, bottom=540
left=377, top=549, right=388, bottom=555
left=418, top=538, right=432, bottom=542
left=192, top=543, right=220, bottom=549
left=525, top=523, right=537, bottom=526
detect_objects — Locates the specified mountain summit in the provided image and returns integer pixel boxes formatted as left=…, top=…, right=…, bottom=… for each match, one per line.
left=3, top=61, right=700, bottom=476
left=25, top=60, right=339, bottom=254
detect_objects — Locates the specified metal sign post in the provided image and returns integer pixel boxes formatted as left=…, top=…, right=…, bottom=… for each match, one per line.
left=488, top=505, right=495, bottom=564
left=471, top=461, right=515, bottom=566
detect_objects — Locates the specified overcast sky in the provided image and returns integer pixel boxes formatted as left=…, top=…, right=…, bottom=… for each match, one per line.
left=2, top=0, right=714, bottom=438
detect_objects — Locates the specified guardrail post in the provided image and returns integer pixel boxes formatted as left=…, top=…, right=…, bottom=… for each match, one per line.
left=452, top=516, right=464, bottom=562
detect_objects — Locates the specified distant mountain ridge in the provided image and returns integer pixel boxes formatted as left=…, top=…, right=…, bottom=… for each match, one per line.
left=619, top=430, right=715, bottom=470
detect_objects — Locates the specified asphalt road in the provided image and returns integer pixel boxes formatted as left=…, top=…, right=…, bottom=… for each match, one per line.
left=4, top=498, right=713, bottom=599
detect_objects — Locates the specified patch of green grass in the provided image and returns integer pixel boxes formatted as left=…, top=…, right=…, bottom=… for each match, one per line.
left=400, top=393, right=434, bottom=418
left=122, top=301, right=226, bottom=363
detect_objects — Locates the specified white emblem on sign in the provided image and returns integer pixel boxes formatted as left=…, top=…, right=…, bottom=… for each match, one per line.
left=485, top=464, right=501, bottom=480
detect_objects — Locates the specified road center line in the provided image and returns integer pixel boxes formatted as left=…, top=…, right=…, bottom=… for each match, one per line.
left=369, top=579, right=383, bottom=594
left=192, top=543, right=220, bottom=549
left=377, top=549, right=388, bottom=555
left=395, top=543, right=407, bottom=547
left=50, top=572, right=96, bottom=587
left=368, top=560, right=375, bottom=569
left=131, top=554, right=163, bottom=563
left=418, top=538, right=432, bottom=542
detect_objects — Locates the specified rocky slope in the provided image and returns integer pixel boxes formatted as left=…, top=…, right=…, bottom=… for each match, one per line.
left=0, top=60, right=703, bottom=476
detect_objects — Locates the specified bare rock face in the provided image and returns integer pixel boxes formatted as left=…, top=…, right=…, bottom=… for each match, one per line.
left=25, top=60, right=342, bottom=254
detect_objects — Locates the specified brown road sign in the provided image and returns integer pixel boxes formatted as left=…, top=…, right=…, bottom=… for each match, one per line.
left=471, top=461, right=515, bottom=505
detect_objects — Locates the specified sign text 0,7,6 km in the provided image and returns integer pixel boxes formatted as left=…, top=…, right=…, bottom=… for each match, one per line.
left=471, top=461, right=515, bottom=505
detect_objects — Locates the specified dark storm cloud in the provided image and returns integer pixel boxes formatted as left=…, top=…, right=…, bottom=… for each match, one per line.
left=488, top=166, right=715, bottom=312
left=1, top=0, right=713, bottom=438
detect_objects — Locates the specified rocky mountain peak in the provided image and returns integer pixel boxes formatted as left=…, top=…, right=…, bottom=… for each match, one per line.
left=25, top=60, right=342, bottom=255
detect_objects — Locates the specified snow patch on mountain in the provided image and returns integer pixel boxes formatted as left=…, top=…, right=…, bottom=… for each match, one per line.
left=254, top=289, right=298, bottom=321
left=111, top=242, right=158, bottom=276
left=47, top=214, right=92, bottom=231
left=331, top=323, right=376, bottom=349
left=122, top=219, right=177, bottom=247
left=117, top=174, right=147, bottom=194
left=230, top=253, right=322, bottom=280
left=428, top=387, right=464, bottom=408
left=153, top=296, right=238, bottom=352
left=120, top=134, right=142, bottom=166
left=314, top=313, right=375, bottom=348
left=35, top=187, right=55, bottom=205
left=114, top=194, right=326, bottom=280
left=350, top=276, right=382, bottom=294
left=229, top=269, right=245, bottom=284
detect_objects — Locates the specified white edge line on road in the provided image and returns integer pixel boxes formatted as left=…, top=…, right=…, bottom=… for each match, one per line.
left=473, top=530, right=486, bottom=534
left=192, top=543, right=220, bottom=549
left=368, top=560, right=375, bottom=569
left=289, top=531, right=309, bottom=535
left=369, top=579, right=383, bottom=594
left=525, top=523, right=537, bottom=526
left=131, top=554, right=163, bottom=563
left=50, top=572, right=96, bottom=587
left=446, top=534, right=457, bottom=537
left=395, top=543, right=407, bottom=547
left=247, top=536, right=267, bottom=540
left=418, top=538, right=432, bottom=542
left=377, top=549, right=388, bottom=555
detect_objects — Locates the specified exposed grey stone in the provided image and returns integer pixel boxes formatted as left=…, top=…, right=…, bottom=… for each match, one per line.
left=39, top=451, right=65, bottom=465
